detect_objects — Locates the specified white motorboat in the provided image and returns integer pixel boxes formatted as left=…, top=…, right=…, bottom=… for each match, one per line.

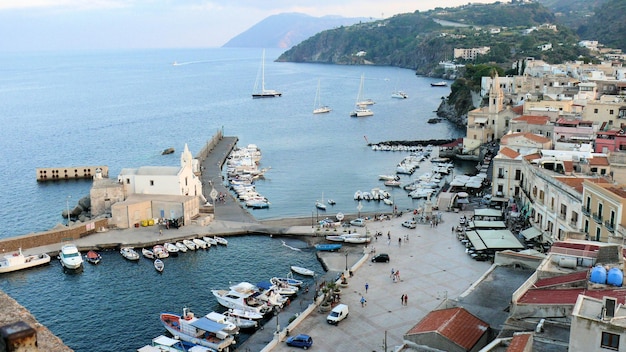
left=391, top=90, right=408, bottom=99
left=354, top=190, right=362, bottom=200
left=153, top=245, right=169, bottom=259
left=211, top=282, right=273, bottom=315
left=325, top=235, right=345, bottom=242
left=154, top=259, right=164, bottom=273
left=142, top=248, right=155, bottom=259
left=268, top=278, right=300, bottom=296
left=137, top=335, right=213, bottom=352
left=214, top=236, right=228, bottom=246
left=120, top=247, right=140, bottom=261
left=343, top=236, right=371, bottom=244
left=258, top=280, right=298, bottom=297
left=315, top=201, right=326, bottom=211
left=290, top=265, right=314, bottom=276
left=164, top=243, right=179, bottom=256
left=0, top=248, right=50, bottom=273
left=223, top=311, right=259, bottom=330
left=161, top=308, right=235, bottom=352
left=183, top=239, right=197, bottom=251
left=350, top=106, right=374, bottom=117
left=379, top=174, right=400, bottom=181
left=226, top=307, right=264, bottom=321
left=59, top=244, right=83, bottom=270
left=384, top=180, right=401, bottom=187
left=205, top=312, right=240, bottom=335
left=203, top=236, right=217, bottom=246
left=175, top=242, right=188, bottom=253
left=193, top=238, right=208, bottom=249
left=383, top=198, right=393, bottom=206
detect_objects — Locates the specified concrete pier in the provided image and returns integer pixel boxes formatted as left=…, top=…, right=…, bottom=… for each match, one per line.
left=36, top=165, right=108, bottom=181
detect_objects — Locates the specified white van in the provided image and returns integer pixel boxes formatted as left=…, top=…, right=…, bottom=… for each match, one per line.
left=326, top=304, right=349, bottom=325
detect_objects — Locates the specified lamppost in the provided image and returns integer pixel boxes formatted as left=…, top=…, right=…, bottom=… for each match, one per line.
left=274, top=308, right=280, bottom=335
left=344, top=250, right=349, bottom=272
left=66, top=195, right=71, bottom=226
left=357, top=201, right=363, bottom=219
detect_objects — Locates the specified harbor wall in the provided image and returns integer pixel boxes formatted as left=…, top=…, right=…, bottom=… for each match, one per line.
left=0, top=219, right=108, bottom=253
left=36, top=165, right=108, bottom=181
left=195, top=129, right=224, bottom=162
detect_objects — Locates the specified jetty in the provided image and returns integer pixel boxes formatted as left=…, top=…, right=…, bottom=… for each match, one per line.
left=36, top=165, right=108, bottom=181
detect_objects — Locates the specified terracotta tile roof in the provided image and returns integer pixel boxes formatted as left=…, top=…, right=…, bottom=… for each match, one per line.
left=555, top=177, right=610, bottom=193
left=518, top=287, right=626, bottom=305
left=606, top=186, right=626, bottom=198
left=524, top=133, right=551, bottom=144
left=511, top=105, right=524, bottom=115
left=498, top=147, right=520, bottom=159
left=506, top=333, right=532, bottom=352
left=589, top=156, right=609, bottom=166
left=513, top=115, right=550, bottom=125
left=563, top=161, right=573, bottom=173
left=406, top=307, right=489, bottom=350
left=533, top=271, right=588, bottom=288
left=523, top=153, right=542, bottom=161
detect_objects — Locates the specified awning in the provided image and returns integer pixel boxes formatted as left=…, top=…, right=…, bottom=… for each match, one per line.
left=474, top=117, right=488, bottom=124
left=520, top=227, right=542, bottom=240
left=466, top=231, right=487, bottom=251
left=190, top=317, right=228, bottom=333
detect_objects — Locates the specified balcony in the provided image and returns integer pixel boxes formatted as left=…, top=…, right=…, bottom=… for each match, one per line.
left=569, top=220, right=578, bottom=228
left=592, top=213, right=603, bottom=223
left=581, top=206, right=590, bottom=216
left=557, top=213, right=566, bottom=220
left=497, top=174, right=504, bottom=179
left=605, top=220, right=615, bottom=233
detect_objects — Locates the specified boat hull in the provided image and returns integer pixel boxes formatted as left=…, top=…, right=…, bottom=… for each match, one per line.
left=0, top=253, right=51, bottom=273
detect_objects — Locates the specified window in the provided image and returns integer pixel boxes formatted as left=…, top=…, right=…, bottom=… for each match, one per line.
left=601, top=331, right=620, bottom=350
left=610, top=109, right=614, bottom=115
left=126, top=178, right=130, bottom=184
left=594, top=108, right=599, bottom=114
left=596, top=227, right=601, bottom=241
left=515, top=170, right=521, bottom=180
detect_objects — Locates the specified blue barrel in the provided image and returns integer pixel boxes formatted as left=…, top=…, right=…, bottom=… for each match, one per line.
left=607, top=268, right=623, bottom=287
left=590, top=265, right=607, bottom=284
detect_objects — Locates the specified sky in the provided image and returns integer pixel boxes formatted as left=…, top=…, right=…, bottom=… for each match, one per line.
left=0, top=0, right=499, bottom=51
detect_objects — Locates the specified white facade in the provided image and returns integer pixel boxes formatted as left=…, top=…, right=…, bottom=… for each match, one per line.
left=118, top=144, right=203, bottom=199
left=570, top=295, right=626, bottom=352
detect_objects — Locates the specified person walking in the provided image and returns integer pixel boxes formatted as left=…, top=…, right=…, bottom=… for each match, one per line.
left=401, top=294, right=405, bottom=305
left=404, top=293, right=408, bottom=306
left=398, top=237, right=402, bottom=247
left=360, top=296, right=367, bottom=307
left=365, top=282, right=369, bottom=293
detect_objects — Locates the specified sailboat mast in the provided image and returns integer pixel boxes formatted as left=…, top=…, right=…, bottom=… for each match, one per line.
left=261, top=49, right=266, bottom=93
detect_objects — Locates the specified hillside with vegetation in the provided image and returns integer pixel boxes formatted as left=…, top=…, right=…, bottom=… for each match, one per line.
left=277, top=2, right=587, bottom=75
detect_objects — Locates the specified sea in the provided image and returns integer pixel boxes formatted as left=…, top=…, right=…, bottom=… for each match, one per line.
left=0, top=48, right=472, bottom=351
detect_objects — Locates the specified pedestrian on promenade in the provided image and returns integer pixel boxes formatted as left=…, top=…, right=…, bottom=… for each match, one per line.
left=360, top=296, right=367, bottom=307
left=387, top=231, right=391, bottom=240
left=398, top=237, right=402, bottom=247
left=365, top=283, right=369, bottom=293
left=401, top=294, right=405, bottom=305
left=159, top=229, right=162, bottom=237
left=404, top=294, right=408, bottom=306
left=390, top=268, right=395, bottom=278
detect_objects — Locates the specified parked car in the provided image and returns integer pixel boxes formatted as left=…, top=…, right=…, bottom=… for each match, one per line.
left=401, top=220, right=417, bottom=229
left=286, top=334, right=313, bottom=349
left=350, top=218, right=366, bottom=227
left=326, top=304, right=349, bottom=325
left=371, top=253, right=390, bottom=263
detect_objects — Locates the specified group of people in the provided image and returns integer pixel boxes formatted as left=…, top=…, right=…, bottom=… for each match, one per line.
left=391, top=268, right=401, bottom=282
left=400, top=293, right=408, bottom=306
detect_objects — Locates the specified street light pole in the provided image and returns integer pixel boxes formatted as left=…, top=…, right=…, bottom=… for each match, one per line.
left=344, top=250, right=348, bottom=271
left=66, top=195, right=71, bottom=226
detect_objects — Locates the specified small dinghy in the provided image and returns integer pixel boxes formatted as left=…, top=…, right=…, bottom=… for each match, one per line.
left=154, top=259, right=164, bottom=273
left=142, top=248, right=154, bottom=259
left=290, top=265, right=314, bottom=276
left=85, top=250, right=102, bottom=265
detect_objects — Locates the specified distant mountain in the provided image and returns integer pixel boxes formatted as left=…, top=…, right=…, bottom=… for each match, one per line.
left=222, top=13, right=372, bottom=49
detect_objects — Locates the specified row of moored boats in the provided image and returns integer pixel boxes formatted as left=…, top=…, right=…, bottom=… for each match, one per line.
left=226, top=144, right=271, bottom=209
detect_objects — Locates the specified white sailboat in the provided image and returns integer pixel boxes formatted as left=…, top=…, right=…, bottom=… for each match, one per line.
left=315, top=192, right=327, bottom=210
left=313, top=79, right=331, bottom=114
left=252, top=49, right=281, bottom=98
left=350, top=74, right=374, bottom=117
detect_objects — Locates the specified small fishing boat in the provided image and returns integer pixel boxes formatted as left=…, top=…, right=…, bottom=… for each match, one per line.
left=315, top=243, right=342, bottom=251
left=193, top=238, right=208, bottom=249
left=214, top=236, right=228, bottom=246
left=175, top=242, right=188, bottom=253
left=431, top=81, right=447, bottom=87
left=325, top=235, right=345, bottom=242
left=0, top=248, right=51, bottom=273
left=204, top=311, right=240, bottom=335
left=183, top=239, right=197, bottom=251
left=164, top=243, right=179, bottom=256
left=271, top=275, right=304, bottom=288
left=327, top=199, right=336, bottom=206
left=120, top=247, right=140, bottom=261
left=290, top=265, right=314, bottom=276
left=223, top=310, right=259, bottom=330
left=85, top=250, right=102, bottom=265
left=153, top=245, right=169, bottom=259
left=315, top=201, right=326, bottom=211
left=226, top=307, right=264, bottom=321
left=203, top=236, right=217, bottom=246
left=142, top=248, right=155, bottom=259
left=154, top=259, right=164, bottom=273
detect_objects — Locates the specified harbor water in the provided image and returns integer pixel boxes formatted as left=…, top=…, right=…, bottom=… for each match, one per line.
left=0, top=48, right=474, bottom=351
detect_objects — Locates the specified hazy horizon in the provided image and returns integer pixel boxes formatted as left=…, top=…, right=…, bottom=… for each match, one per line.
left=0, top=0, right=499, bottom=52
